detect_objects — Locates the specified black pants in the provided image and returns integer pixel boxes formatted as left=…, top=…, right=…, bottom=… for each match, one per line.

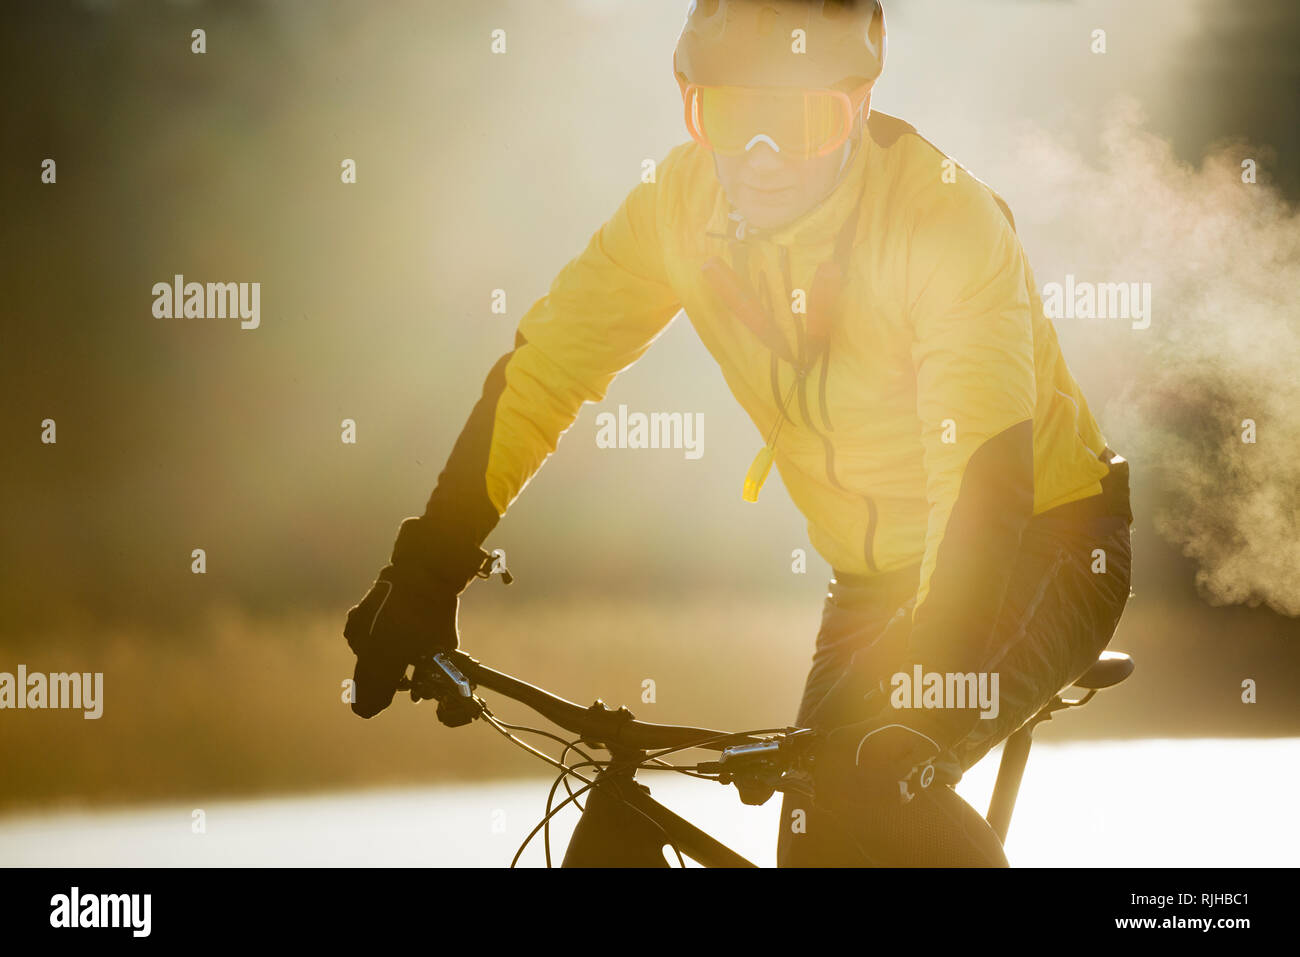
left=777, top=455, right=1133, bottom=866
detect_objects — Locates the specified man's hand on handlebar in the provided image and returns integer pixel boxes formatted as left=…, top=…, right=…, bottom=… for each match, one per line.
left=343, top=516, right=507, bottom=721
left=809, top=701, right=980, bottom=808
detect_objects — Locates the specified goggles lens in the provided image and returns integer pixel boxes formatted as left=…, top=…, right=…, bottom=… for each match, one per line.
left=684, top=85, right=858, bottom=159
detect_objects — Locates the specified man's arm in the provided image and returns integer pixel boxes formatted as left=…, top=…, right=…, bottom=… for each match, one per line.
left=904, top=179, right=1037, bottom=677
left=423, top=145, right=689, bottom=553
left=806, top=177, right=1038, bottom=801
left=343, top=147, right=688, bottom=718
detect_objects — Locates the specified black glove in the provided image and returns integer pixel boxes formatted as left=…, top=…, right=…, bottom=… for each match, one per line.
left=811, top=706, right=975, bottom=807
left=344, top=517, right=492, bottom=719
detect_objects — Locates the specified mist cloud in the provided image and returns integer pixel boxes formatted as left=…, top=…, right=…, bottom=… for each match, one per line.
left=1014, top=98, right=1300, bottom=615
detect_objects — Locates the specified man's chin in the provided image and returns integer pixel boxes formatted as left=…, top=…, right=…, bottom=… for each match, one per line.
left=737, top=204, right=800, bottom=231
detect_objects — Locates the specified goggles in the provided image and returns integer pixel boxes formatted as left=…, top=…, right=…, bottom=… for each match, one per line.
left=680, top=81, right=871, bottom=159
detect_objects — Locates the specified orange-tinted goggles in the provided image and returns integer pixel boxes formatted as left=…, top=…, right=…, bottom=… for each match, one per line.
left=681, top=82, right=870, bottom=159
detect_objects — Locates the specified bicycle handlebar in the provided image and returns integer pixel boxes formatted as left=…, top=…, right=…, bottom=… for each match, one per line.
left=414, top=650, right=778, bottom=754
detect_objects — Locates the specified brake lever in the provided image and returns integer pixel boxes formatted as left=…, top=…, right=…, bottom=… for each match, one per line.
left=399, top=653, right=484, bottom=726
left=397, top=653, right=467, bottom=697
left=431, top=652, right=474, bottom=699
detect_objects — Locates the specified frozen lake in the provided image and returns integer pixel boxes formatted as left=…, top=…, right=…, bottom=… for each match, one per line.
left=1, top=739, right=1294, bottom=867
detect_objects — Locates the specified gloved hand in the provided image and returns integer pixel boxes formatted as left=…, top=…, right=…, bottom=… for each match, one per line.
left=344, top=516, right=493, bottom=719
left=811, top=685, right=982, bottom=807
left=813, top=713, right=938, bottom=807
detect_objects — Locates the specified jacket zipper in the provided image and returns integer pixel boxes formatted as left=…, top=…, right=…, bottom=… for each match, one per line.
left=817, top=350, right=833, bottom=432
left=775, top=242, right=878, bottom=573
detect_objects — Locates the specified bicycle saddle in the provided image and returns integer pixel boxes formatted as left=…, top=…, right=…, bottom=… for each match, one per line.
left=1072, top=650, right=1134, bottom=690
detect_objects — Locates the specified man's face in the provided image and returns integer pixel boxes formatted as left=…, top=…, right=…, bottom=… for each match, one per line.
left=711, top=123, right=859, bottom=231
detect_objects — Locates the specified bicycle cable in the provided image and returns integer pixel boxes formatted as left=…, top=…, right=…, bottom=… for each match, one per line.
left=490, top=717, right=602, bottom=769
left=546, top=739, right=600, bottom=866
left=537, top=757, right=688, bottom=869
left=478, top=709, right=598, bottom=785
left=512, top=779, right=596, bottom=868
left=477, top=712, right=688, bottom=867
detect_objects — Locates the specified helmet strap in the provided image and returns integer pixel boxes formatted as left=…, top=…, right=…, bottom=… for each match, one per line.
left=834, top=93, right=870, bottom=182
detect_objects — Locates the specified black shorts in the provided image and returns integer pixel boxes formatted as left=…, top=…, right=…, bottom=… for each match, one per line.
left=777, top=451, right=1133, bottom=866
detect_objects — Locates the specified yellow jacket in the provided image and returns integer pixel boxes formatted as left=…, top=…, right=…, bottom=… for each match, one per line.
left=425, top=111, right=1117, bottom=667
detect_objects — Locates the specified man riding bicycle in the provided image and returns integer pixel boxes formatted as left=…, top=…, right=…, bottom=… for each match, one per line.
left=344, top=0, right=1134, bottom=867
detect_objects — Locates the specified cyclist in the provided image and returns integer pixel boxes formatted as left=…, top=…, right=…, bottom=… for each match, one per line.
left=344, top=0, right=1134, bottom=866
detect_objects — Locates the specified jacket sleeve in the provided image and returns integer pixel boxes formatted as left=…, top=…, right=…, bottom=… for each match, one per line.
left=904, top=182, right=1037, bottom=674
left=422, top=147, right=688, bottom=550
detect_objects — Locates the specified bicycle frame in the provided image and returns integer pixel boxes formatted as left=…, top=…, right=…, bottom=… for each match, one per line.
left=561, top=759, right=757, bottom=868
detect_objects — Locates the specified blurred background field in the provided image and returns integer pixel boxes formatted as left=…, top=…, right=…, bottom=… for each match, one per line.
left=2, top=590, right=1298, bottom=814
left=0, top=594, right=823, bottom=812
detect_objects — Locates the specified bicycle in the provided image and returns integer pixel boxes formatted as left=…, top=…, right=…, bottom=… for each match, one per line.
left=398, top=646, right=1135, bottom=867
